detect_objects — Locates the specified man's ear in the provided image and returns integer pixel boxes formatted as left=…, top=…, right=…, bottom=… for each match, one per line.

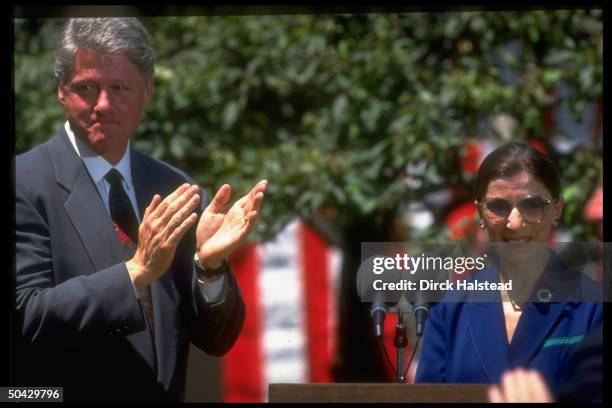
left=57, top=83, right=66, bottom=105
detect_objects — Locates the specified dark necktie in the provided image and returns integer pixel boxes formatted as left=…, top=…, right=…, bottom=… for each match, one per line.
left=105, top=168, right=155, bottom=337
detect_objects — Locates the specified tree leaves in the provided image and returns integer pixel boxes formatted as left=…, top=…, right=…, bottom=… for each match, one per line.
left=14, top=10, right=602, bottom=242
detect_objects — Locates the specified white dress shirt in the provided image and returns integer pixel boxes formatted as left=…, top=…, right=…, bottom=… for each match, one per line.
left=64, top=121, right=225, bottom=302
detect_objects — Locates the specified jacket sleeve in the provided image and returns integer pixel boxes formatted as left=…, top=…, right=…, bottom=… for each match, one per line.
left=181, top=185, right=246, bottom=356
left=187, top=266, right=246, bottom=356
left=15, top=185, right=146, bottom=345
left=414, top=302, right=447, bottom=383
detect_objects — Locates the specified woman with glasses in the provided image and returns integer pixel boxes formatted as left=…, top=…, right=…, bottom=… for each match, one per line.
left=414, top=142, right=602, bottom=396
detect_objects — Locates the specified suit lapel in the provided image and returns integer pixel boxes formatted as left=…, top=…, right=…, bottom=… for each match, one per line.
left=510, top=252, right=576, bottom=367
left=465, top=265, right=511, bottom=383
left=131, top=149, right=156, bottom=224
left=131, top=150, right=179, bottom=388
left=509, top=301, right=566, bottom=367
left=49, top=131, right=126, bottom=272
left=63, top=170, right=127, bottom=272
left=466, top=301, right=511, bottom=383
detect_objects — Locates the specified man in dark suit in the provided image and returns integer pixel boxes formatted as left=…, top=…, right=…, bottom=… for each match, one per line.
left=14, top=17, right=267, bottom=402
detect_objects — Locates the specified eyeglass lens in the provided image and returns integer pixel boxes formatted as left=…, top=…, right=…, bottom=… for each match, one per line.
left=483, top=196, right=551, bottom=223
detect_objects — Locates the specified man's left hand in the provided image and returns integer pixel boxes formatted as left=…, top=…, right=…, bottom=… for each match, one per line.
left=195, top=180, right=267, bottom=269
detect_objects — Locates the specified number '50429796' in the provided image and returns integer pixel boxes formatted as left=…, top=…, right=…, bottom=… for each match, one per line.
left=7, top=388, right=60, bottom=400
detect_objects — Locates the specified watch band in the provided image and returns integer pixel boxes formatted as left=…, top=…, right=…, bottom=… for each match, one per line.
left=193, top=253, right=228, bottom=278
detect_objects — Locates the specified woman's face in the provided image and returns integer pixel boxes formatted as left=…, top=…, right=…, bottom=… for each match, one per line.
left=477, top=170, right=563, bottom=243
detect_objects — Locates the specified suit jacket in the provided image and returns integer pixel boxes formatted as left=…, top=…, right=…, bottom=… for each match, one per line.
left=414, top=253, right=602, bottom=396
left=14, top=128, right=245, bottom=402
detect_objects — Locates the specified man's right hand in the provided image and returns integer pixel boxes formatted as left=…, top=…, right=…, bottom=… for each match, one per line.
left=126, top=183, right=201, bottom=291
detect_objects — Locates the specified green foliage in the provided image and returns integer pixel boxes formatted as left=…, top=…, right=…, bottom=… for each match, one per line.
left=14, top=10, right=603, bottom=243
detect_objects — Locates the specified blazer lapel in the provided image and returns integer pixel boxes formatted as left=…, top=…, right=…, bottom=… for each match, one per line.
left=509, top=252, right=578, bottom=367
left=131, top=150, right=179, bottom=388
left=49, top=131, right=126, bottom=272
left=508, top=301, right=566, bottom=367
left=466, top=301, right=511, bottom=383
left=465, top=265, right=511, bottom=383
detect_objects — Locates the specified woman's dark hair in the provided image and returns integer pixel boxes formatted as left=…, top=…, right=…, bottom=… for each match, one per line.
left=474, top=142, right=561, bottom=201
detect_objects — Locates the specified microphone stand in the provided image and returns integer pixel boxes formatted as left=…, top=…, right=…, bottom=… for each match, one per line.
left=388, top=304, right=412, bottom=383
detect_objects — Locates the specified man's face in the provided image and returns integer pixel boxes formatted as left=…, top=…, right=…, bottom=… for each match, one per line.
left=58, top=50, right=152, bottom=164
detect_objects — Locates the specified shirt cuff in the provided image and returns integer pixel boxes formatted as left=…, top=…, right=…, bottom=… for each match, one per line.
left=197, top=274, right=227, bottom=303
left=127, top=268, right=140, bottom=298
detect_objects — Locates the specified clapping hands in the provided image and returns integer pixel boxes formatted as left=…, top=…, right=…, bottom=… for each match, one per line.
left=195, top=180, right=268, bottom=270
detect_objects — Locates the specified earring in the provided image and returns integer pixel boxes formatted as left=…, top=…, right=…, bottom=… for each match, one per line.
left=479, top=220, right=485, bottom=229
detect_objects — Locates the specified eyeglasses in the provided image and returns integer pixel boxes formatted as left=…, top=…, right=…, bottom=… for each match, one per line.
left=479, top=195, right=553, bottom=224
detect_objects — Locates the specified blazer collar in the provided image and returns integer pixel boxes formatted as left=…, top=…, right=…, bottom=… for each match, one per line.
left=507, top=301, right=566, bottom=366
left=466, top=266, right=510, bottom=383
left=48, top=127, right=89, bottom=193
left=48, top=129, right=127, bottom=272
left=508, top=253, right=573, bottom=366
left=130, top=149, right=157, bottom=220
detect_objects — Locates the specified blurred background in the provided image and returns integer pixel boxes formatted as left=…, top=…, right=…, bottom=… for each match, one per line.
left=13, top=6, right=602, bottom=402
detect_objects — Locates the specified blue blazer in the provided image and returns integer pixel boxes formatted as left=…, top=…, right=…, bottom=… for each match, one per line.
left=414, top=254, right=602, bottom=395
left=15, top=129, right=245, bottom=402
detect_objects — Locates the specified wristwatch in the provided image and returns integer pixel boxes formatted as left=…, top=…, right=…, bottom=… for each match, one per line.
left=193, top=253, right=228, bottom=278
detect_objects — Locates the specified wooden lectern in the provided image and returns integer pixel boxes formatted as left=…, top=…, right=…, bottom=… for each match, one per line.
left=269, top=383, right=489, bottom=403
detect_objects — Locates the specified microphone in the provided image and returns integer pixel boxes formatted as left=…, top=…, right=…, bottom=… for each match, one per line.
left=370, top=302, right=388, bottom=338
left=413, top=291, right=429, bottom=337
